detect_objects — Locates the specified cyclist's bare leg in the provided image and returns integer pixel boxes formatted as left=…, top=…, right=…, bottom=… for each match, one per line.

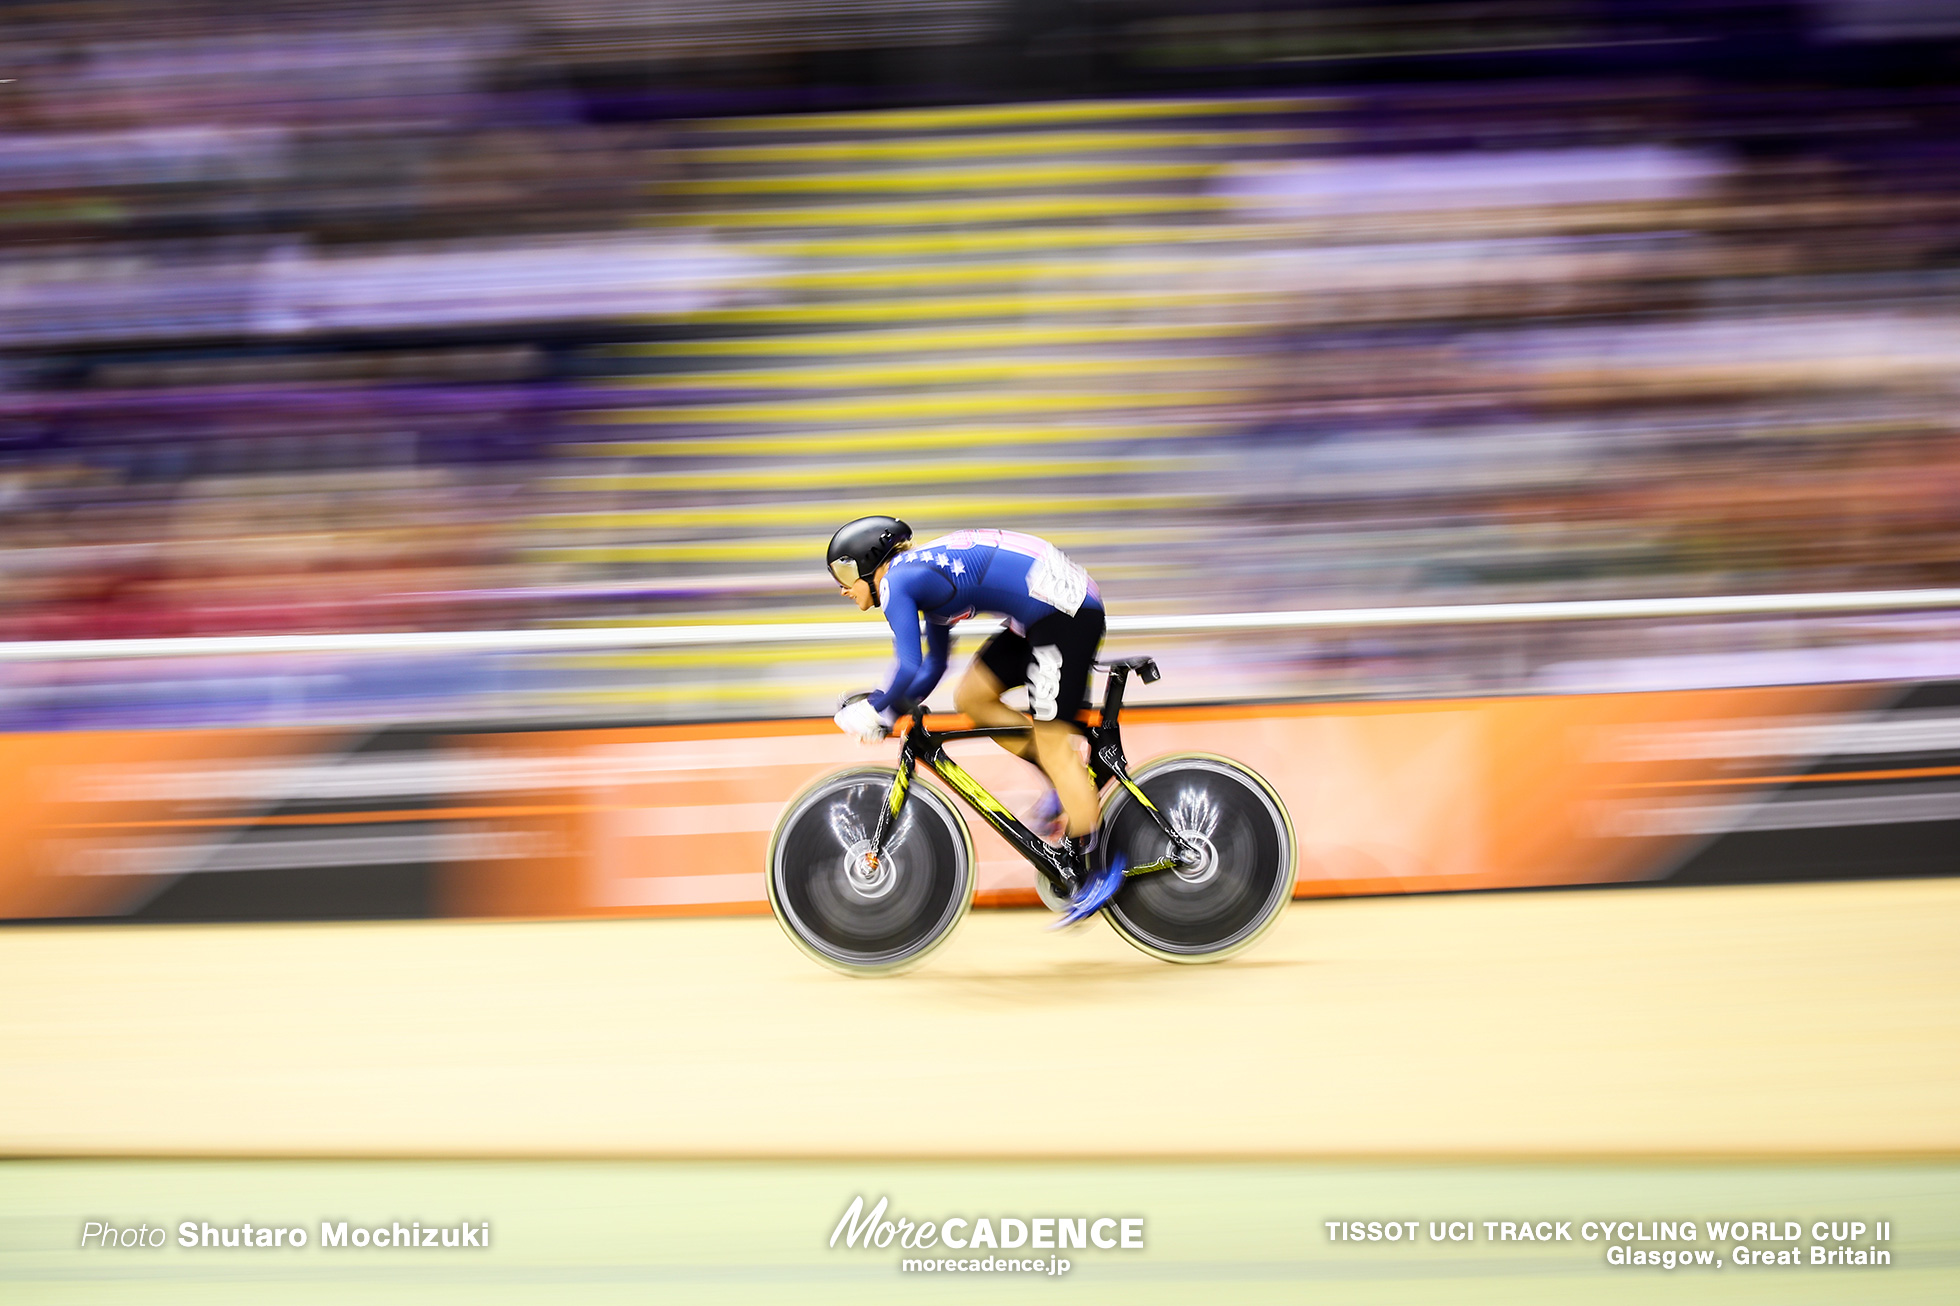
left=953, top=662, right=1036, bottom=764
left=956, top=662, right=1097, bottom=840
left=1031, top=718, right=1098, bottom=839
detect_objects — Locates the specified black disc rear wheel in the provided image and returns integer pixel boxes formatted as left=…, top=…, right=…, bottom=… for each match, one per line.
left=1099, top=754, right=1294, bottom=963
left=768, top=767, right=973, bottom=975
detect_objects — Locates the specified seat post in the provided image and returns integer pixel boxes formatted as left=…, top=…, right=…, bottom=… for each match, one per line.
left=1100, top=662, right=1131, bottom=722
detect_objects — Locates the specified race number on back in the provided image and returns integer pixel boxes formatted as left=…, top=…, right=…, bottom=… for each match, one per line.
left=1025, top=546, right=1088, bottom=616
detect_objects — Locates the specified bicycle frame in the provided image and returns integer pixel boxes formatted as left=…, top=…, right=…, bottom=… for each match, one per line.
left=864, top=657, right=1194, bottom=889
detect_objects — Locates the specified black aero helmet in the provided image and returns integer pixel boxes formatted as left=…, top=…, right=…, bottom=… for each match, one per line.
left=826, top=515, right=911, bottom=588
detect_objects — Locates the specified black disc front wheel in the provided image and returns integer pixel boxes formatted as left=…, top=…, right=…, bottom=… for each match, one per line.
left=1099, top=754, right=1295, bottom=963
left=768, top=767, right=973, bottom=975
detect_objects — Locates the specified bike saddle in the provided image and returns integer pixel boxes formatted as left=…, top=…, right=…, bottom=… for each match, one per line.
left=1096, top=656, right=1161, bottom=683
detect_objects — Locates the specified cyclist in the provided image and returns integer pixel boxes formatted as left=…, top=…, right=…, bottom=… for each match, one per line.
left=826, top=515, right=1124, bottom=922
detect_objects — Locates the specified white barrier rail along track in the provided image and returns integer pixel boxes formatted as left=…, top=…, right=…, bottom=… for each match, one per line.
left=4, top=588, right=1960, bottom=662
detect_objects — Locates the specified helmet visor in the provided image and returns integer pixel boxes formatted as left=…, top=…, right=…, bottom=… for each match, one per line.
left=829, top=557, right=861, bottom=586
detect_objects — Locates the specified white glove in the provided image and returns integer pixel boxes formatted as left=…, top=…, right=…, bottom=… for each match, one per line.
left=834, top=697, right=892, bottom=744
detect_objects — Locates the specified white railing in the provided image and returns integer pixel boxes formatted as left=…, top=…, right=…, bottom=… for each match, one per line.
left=4, top=587, right=1960, bottom=662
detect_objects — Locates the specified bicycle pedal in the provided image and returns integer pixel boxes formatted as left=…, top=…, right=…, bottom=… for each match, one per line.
left=1048, top=856, right=1126, bottom=930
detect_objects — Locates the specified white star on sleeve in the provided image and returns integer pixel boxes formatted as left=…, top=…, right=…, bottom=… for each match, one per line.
left=950, top=559, right=965, bottom=576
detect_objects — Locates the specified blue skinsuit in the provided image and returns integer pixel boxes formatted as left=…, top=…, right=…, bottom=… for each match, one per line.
left=866, top=530, right=1101, bottom=716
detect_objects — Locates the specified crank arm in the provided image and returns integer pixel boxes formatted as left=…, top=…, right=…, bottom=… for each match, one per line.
left=1124, top=855, right=1180, bottom=877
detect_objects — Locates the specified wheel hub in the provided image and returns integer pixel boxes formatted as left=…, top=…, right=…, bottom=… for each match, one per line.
left=841, top=839, right=897, bottom=898
left=1172, top=831, right=1219, bottom=884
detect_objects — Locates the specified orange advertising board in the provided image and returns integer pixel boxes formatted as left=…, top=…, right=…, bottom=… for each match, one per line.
left=445, top=684, right=1876, bottom=918
left=0, top=683, right=1894, bottom=922
left=0, top=728, right=337, bottom=919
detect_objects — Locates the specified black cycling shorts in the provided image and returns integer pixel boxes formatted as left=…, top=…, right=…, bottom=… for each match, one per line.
left=975, top=606, right=1106, bottom=724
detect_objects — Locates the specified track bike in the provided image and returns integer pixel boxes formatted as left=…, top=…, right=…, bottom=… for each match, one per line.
left=767, top=656, right=1296, bottom=975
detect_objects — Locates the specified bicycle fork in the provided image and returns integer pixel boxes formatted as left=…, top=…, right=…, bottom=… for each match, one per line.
left=862, top=738, right=916, bottom=873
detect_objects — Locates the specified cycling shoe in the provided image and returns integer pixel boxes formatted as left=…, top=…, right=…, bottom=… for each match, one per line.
left=1049, top=855, right=1127, bottom=930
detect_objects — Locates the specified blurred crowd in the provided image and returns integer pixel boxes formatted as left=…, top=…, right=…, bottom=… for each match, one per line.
left=0, top=0, right=754, bottom=647
left=5, top=1, right=1960, bottom=721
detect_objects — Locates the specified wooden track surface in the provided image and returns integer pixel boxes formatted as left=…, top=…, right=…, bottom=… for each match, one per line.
left=3, top=879, right=1957, bottom=1158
